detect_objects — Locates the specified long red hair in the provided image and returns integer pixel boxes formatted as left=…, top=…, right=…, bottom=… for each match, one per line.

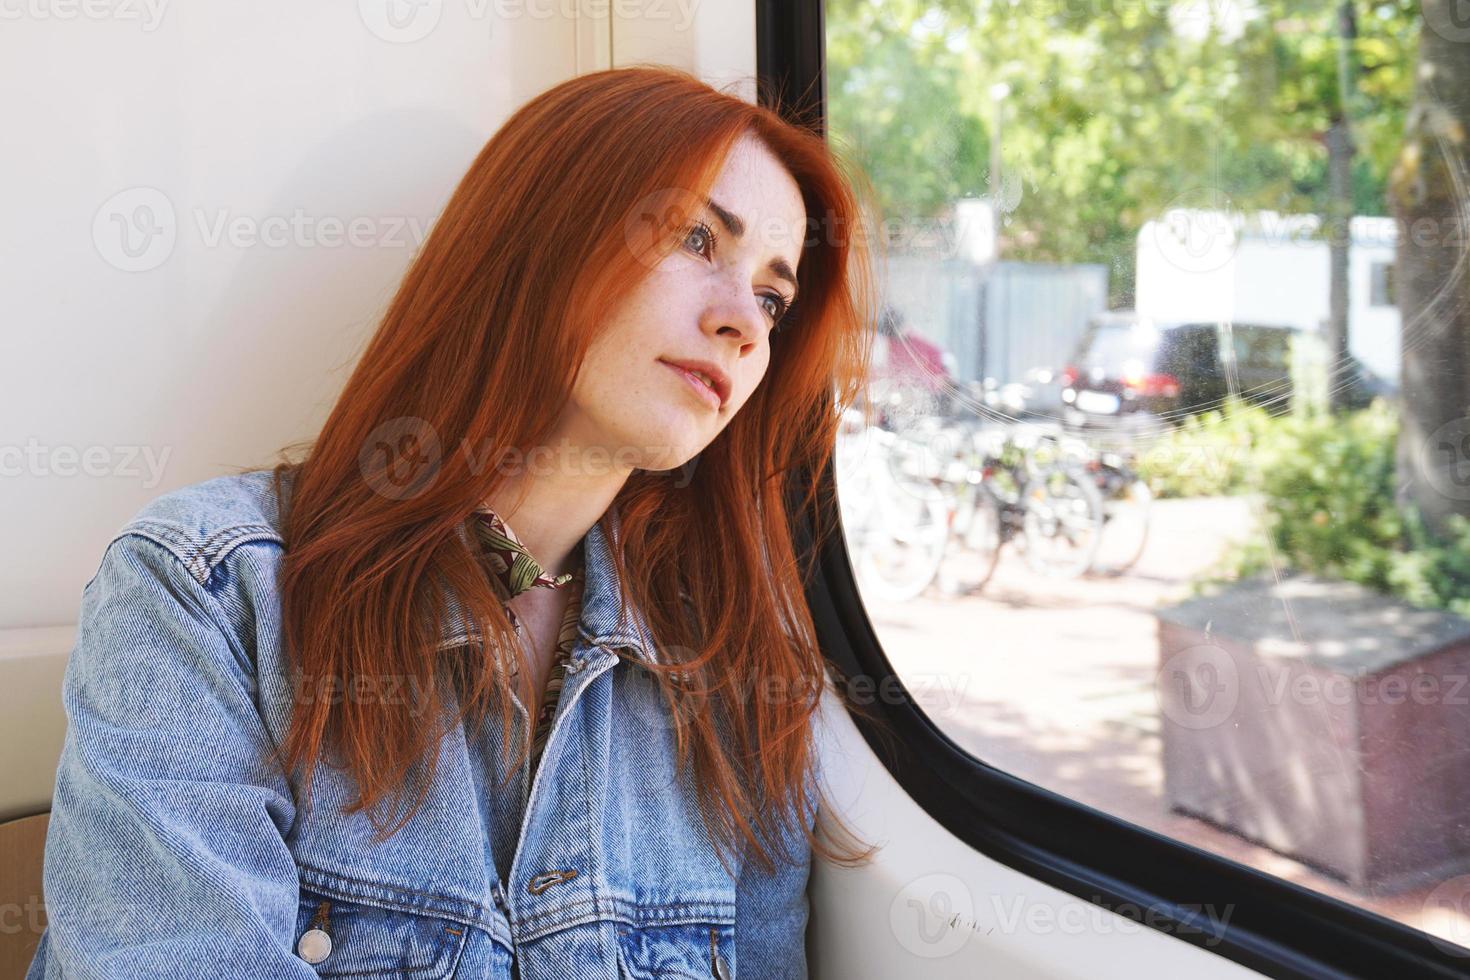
left=262, top=65, right=882, bottom=875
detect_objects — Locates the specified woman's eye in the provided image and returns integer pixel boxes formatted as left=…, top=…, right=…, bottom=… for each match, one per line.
left=683, top=221, right=713, bottom=256
left=682, top=219, right=790, bottom=327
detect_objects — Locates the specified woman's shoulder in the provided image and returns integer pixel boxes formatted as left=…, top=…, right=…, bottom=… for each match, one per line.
left=97, top=468, right=289, bottom=591
left=68, top=471, right=295, bottom=727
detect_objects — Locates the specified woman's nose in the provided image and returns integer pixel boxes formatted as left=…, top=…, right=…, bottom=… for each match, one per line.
left=701, top=282, right=767, bottom=348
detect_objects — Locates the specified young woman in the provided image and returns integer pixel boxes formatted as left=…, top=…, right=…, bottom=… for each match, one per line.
left=29, top=65, right=880, bottom=979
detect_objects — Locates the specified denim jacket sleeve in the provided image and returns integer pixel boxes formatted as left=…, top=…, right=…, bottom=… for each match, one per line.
left=733, top=820, right=813, bottom=980
left=27, top=532, right=317, bottom=979
left=731, top=685, right=832, bottom=980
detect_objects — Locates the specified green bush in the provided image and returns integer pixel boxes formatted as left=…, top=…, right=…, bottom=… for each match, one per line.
left=1135, top=398, right=1276, bottom=499
left=1200, top=398, right=1470, bottom=617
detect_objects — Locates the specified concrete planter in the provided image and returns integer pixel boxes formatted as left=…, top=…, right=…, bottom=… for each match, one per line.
left=1156, top=573, right=1470, bottom=893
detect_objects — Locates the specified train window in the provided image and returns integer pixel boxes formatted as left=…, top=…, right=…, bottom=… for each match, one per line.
left=826, top=0, right=1470, bottom=956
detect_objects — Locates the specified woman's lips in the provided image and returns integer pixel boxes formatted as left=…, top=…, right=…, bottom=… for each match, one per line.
left=662, top=360, right=721, bottom=411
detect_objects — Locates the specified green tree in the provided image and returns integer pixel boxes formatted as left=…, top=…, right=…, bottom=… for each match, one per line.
left=1389, top=0, right=1470, bottom=540
left=826, top=0, right=1418, bottom=309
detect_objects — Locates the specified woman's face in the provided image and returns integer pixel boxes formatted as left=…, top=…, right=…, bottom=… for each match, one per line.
left=560, top=132, right=808, bottom=475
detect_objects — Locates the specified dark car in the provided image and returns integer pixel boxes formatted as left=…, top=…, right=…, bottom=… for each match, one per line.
left=1058, top=312, right=1385, bottom=426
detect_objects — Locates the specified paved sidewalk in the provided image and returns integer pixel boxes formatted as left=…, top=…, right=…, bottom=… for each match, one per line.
left=864, top=495, right=1470, bottom=951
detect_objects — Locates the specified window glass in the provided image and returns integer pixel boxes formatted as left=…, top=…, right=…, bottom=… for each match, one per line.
left=1079, top=321, right=1164, bottom=372
left=828, top=0, right=1470, bottom=954
left=1371, top=261, right=1396, bottom=307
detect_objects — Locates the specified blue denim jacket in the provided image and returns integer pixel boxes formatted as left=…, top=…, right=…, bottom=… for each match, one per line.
left=27, top=468, right=815, bottom=979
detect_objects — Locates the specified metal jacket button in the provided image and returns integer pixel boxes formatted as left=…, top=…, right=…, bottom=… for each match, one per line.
left=526, top=868, right=578, bottom=894
left=709, top=926, right=731, bottom=978
left=297, top=927, right=333, bottom=964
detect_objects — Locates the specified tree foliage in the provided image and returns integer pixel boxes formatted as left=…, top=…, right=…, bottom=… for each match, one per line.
left=826, top=0, right=1420, bottom=306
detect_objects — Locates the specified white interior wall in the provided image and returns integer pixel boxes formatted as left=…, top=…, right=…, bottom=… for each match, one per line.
left=2, top=1, right=756, bottom=634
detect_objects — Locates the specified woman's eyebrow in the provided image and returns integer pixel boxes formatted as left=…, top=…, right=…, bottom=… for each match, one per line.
left=705, top=196, right=800, bottom=298
left=705, top=196, right=746, bottom=238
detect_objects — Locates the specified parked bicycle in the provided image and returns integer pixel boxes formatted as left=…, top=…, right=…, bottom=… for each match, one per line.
left=837, top=415, right=1107, bottom=600
left=929, top=424, right=1106, bottom=597
left=1030, top=432, right=1153, bottom=577
left=834, top=413, right=951, bottom=602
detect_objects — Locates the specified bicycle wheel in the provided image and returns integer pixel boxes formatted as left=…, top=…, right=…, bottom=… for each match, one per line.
left=935, top=481, right=1002, bottom=596
left=854, top=474, right=950, bottom=601
left=1018, top=464, right=1104, bottom=578
left=1093, top=473, right=1153, bottom=575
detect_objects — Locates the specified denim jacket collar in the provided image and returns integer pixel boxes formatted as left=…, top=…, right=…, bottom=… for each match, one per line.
left=435, top=502, right=660, bottom=665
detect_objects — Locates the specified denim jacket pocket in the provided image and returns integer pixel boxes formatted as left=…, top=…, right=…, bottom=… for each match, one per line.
left=291, top=887, right=470, bottom=978
left=615, top=920, right=735, bottom=980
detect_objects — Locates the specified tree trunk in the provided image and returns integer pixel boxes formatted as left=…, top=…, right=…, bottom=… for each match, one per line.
left=1390, top=0, right=1470, bottom=539
left=1325, top=0, right=1356, bottom=413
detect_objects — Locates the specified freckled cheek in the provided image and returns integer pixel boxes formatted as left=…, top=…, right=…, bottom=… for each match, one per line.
left=728, top=376, right=762, bottom=414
